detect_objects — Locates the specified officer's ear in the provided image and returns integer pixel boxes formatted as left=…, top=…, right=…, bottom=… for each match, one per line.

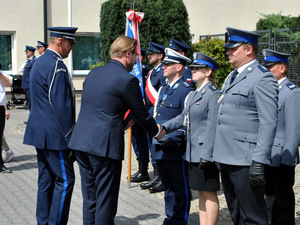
left=57, top=38, right=64, bottom=46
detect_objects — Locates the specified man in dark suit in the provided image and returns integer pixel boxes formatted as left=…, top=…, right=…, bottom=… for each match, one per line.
left=213, top=27, right=278, bottom=225
left=21, top=45, right=36, bottom=111
left=263, top=49, right=300, bottom=225
left=23, top=26, right=78, bottom=225
left=68, top=36, right=162, bottom=225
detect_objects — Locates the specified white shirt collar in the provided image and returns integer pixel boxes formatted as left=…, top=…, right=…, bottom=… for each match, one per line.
left=278, top=76, right=287, bottom=85
left=237, top=59, right=257, bottom=74
left=48, top=48, right=62, bottom=59
left=168, top=77, right=182, bottom=88
left=196, top=81, right=209, bottom=92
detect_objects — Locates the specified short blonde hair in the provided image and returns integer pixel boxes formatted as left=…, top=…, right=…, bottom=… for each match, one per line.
left=110, top=36, right=137, bottom=58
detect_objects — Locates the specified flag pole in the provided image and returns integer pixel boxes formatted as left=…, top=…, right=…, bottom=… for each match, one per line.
left=125, top=1, right=144, bottom=188
left=127, top=0, right=135, bottom=188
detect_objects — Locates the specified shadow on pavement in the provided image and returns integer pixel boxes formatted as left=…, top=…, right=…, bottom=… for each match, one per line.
left=115, top=213, right=161, bottom=224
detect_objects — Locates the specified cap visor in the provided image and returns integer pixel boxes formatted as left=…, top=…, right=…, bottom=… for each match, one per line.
left=223, top=42, right=242, bottom=49
left=262, top=62, right=275, bottom=67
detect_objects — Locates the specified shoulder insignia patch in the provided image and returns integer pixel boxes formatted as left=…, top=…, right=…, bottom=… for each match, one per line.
left=156, top=67, right=161, bottom=72
left=56, top=68, right=67, bottom=73
left=258, top=65, right=270, bottom=73
left=181, top=81, right=192, bottom=88
left=209, top=85, right=218, bottom=92
left=286, top=82, right=298, bottom=90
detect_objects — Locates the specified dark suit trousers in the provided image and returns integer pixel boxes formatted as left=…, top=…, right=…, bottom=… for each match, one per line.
left=157, top=160, right=190, bottom=225
left=265, top=165, right=295, bottom=225
left=220, top=164, right=268, bottom=225
left=36, top=148, right=75, bottom=225
left=75, top=151, right=122, bottom=225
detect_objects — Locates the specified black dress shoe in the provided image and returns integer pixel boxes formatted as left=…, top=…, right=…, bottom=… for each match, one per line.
left=149, top=181, right=165, bottom=193
left=140, top=176, right=160, bottom=189
left=0, top=165, right=12, bottom=173
left=131, top=171, right=150, bottom=182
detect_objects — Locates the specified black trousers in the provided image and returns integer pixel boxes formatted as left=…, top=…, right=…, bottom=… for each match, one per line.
left=220, top=164, right=268, bottom=225
left=75, top=151, right=122, bottom=225
left=0, top=106, right=5, bottom=166
left=131, top=123, right=149, bottom=164
left=265, top=165, right=295, bottom=225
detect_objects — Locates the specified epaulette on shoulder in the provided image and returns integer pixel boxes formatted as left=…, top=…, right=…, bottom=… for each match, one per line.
left=258, top=65, right=270, bottom=73
left=209, top=85, right=218, bottom=92
left=286, top=82, right=298, bottom=91
left=182, top=81, right=192, bottom=88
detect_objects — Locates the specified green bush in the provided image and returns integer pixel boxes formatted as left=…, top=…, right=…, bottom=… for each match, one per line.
left=99, top=0, right=191, bottom=63
left=191, top=38, right=233, bottom=89
left=90, top=61, right=106, bottom=70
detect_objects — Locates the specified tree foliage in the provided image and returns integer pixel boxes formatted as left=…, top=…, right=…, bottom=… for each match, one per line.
left=256, top=12, right=300, bottom=30
left=192, top=38, right=233, bottom=89
left=99, top=0, right=190, bottom=63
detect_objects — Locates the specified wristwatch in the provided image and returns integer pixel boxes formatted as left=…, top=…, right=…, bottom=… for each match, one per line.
left=160, top=125, right=167, bottom=132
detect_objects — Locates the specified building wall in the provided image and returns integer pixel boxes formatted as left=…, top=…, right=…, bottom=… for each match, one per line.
left=0, top=0, right=102, bottom=91
left=185, top=0, right=300, bottom=42
left=1, top=0, right=299, bottom=90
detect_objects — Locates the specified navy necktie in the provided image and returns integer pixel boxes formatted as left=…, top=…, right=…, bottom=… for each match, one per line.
left=230, top=69, right=238, bottom=84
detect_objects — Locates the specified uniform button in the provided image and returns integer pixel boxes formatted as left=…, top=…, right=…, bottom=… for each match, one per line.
left=170, top=104, right=173, bottom=106
left=222, top=102, right=225, bottom=105
left=157, top=114, right=160, bottom=117
left=218, top=121, right=221, bottom=125
left=160, top=105, right=162, bottom=107
left=220, top=112, right=223, bottom=115
left=244, top=137, right=247, bottom=140
left=225, top=91, right=228, bottom=94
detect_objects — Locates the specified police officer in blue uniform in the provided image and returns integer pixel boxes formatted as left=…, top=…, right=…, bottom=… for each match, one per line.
left=168, top=38, right=195, bottom=88
left=154, top=48, right=194, bottom=224
left=23, top=27, right=78, bottom=225
left=130, top=47, right=151, bottom=182
left=213, top=27, right=278, bottom=225
left=140, top=47, right=150, bottom=84
left=36, top=40, right=48, bottom=55
left=263, top=49, right=300, bottom=225
left=21, top=45, right=36, bottom=111
left=140, top=42, right=166, bottom=192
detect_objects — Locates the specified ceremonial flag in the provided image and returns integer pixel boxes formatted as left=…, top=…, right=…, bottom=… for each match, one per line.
left=125, top=10, right=145, bottom=99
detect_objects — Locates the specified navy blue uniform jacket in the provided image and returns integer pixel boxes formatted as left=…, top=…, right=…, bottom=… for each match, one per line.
left=21, top=56, right=36, bottom=89
left=68, top=59, right=158, bottom=160
left=23, top=49, right=75, bottom=150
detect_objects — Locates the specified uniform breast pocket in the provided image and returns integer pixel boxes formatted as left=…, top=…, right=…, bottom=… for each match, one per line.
left=164, top=102, right=180, bottom=117
left=232, top=87, right=250, bottom=108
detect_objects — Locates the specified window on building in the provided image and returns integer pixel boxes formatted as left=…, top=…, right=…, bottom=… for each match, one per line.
left=0, top=34, right=12, bottom=71
left=72, top=35, right=102, bottom=72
